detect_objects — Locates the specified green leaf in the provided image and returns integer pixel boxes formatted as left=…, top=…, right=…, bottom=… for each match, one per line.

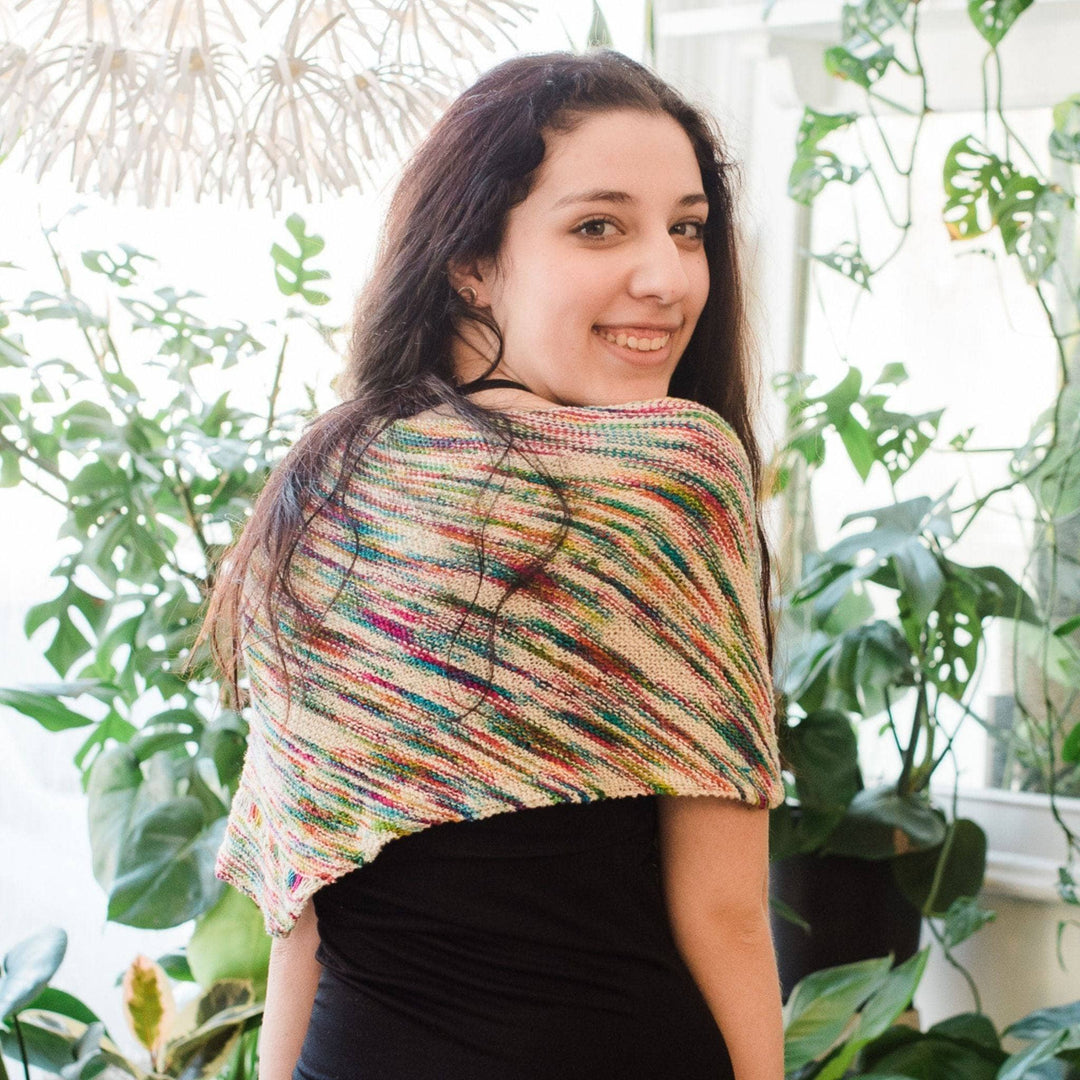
left=783, top=955, right=893, bottom=1072
left=789, top=108, right=863, bottom=206
left=826, top=788, right=947, bottom=858
left=271, top=214, right=330, bottom=306
left=80, top=244, right=154, bottom=287
left=967, top=0, right=1033, bottom=46
left=1006, top=1001, right=1080, bottom=1041
left=812, top=242, right=873, bottom=291
left=1064, top=722, right=1080, bottom=765
left=994, top=175, right=1070, bottom=285
left=943, top=136, right=1007, bottom=241
left=108, top=801, right=226, bottom=928
left=840, top=0, right=911, bottom=46
left=860, top=1021, right=1005, bottom=1077
left=814, top=948, right=929, bottom=1080
left=0, top=927, right=68, bottom=1021
left=783, top=708, right=861, bottom=812
left=824, top=44, right=895, bottom=88
left=87, top=744, right=143, bottom=893
left=930, top=1011, right=1000, bottom=1051
left=940, top=896, right=996, bottom=949
left=892, top=818, right=987, bottom=915
left=187, top=886, right=272, bottom=998
left=1050, top=95, right=1080, bottom=164
left=0, top=686, right=93, bottom=731
left=997, top=1030, right=1074, bottom=1080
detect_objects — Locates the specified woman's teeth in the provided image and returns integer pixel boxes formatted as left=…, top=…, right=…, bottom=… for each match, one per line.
left=593, top=327, right=671, bottom=351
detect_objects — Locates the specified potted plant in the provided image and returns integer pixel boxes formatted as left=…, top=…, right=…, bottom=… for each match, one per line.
left=764, top=0, right=1079, bottom=997
left=767, top=362, right=1039, bottom=996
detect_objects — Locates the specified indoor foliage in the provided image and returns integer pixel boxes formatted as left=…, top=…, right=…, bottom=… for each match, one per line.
left=769, top=0, right=1080, bottom=985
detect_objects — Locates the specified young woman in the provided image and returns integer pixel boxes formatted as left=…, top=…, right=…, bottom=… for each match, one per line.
left=203, top=48, right=784, bottom=1080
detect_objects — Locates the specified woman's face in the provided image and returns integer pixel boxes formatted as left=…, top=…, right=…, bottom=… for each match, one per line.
left=454, top=108, right=711, bottom=407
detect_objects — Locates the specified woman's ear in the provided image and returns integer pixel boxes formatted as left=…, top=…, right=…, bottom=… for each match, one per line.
left=447, top=258, right=495, bottom=307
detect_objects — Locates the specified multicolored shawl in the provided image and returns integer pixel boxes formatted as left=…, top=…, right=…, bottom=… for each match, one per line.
left=214, top=397, right=783, bottom=937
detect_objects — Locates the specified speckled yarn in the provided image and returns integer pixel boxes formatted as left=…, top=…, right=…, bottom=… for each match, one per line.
left=214, top=397, right=783, bottom=937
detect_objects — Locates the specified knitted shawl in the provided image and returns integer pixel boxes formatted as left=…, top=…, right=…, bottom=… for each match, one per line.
left=214, top=397, right=783, bottom=937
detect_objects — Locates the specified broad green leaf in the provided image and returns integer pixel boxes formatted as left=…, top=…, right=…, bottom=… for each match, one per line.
left=0, top=686, right=93, bottom=731
left=892, top=818, right=987, bottom=915
left=782, top=708, right=861, bottom=812
left=826, top=787, right=946, bottom=858
left=1064, top=722, right=1080, bottom=764
left=0, top=927, right=68, bottom=1020
left=87, top=744, right=143, bottom=893
left=930, top=1011, right=1000, bottom=1050
left=997, top=1030, right=1073, bottom=1080
left=1006, top=1001, right=1080, bottom=1041
left=187, top=887, right=272, bottom=997
left=783, top=955, right=892, bottom=1072
left=815, top=948, right=929, bottom=1080
left=994, top=175, right=1070, bottom=284
left=840, top=0, right=910, bottom=47
left=859, top=1021, right=1004, bottom=1077
left=161, top=985, right=263, bottom=1077
left=108, top=802, right=226, bottom=928
left=81, top=244, right=154, bottom=287
left=15, top=986, right=102, bottom=1028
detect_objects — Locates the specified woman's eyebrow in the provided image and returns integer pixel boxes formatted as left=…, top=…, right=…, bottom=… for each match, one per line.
left=550, top=189, right=708, bottom=210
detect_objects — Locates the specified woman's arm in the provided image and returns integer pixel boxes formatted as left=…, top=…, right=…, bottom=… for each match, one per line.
left=258, top=898, right=322, bottom=1080
left=656, top=795, right=783, bottom=1080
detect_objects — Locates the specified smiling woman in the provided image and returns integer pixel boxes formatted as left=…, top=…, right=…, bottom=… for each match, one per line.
left=195, top=49, right=783, bottom=1080
left=449, top=109, right=711, bottom=406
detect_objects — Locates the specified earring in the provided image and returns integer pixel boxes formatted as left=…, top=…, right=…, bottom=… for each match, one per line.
left=457, top=286, right=477, bottom=305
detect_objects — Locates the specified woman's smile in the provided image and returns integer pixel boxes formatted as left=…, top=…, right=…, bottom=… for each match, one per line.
left=591, top=324, right=676, bottom=364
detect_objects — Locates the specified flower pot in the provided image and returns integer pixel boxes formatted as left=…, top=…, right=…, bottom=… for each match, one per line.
left=770, top=851, right=923, bottom=1000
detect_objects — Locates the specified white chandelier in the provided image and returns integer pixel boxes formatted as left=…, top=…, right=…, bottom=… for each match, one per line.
left=0, top=0, right=534, bottom=208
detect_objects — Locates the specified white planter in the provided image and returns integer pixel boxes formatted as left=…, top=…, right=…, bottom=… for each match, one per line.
left=915, top=786, right=1080, bottom=1029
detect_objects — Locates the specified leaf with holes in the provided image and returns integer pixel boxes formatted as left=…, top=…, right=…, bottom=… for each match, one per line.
left=943, top=136, right=1010, bottom=240
left=922, top=570, right=984, bottom=701
left=967, top=0, right=1034, bottom=46
left=825, top=44, right=896, bottom=88
left=811, top=242, right=874, bottom=291
left=789, top=109, right=863, bottom=205
left=994, top=176, right=1071, bottom=285
left=841, top=0, right=911, bottom=48
left=271, top=214, right=330, bottom=306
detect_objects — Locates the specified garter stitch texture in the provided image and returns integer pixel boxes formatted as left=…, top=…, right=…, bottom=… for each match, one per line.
left=214, top=396, right=783, bottom=937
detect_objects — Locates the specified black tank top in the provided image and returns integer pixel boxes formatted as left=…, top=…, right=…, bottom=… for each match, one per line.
left=295, top=797, right=733, bottom=1079
left=457, top=376, right=535, bottom=395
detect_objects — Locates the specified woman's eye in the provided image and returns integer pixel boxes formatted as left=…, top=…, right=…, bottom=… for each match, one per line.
left=575, top=218, right=617, bottom=238
left=672, top=221, right=707, bottom=241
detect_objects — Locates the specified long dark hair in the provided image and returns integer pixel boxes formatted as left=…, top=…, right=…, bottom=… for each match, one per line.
left=193, top=48, right=777, bottom=713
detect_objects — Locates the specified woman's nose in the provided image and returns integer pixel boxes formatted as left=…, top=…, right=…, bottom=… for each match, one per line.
left=626, top=231, right=692, bottom=305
